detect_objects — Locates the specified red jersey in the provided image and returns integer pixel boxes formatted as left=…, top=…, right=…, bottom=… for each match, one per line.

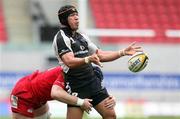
left=11, top=66, right=64, bottom=110
left=29, top=66, right=65, bottom=105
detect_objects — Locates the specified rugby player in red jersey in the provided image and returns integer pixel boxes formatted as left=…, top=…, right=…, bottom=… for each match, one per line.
left=10, top=66, right=92, bottom=119
left=10, top=66, right=115, bottom=119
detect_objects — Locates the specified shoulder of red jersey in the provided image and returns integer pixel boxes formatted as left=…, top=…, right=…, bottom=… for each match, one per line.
left=53, top=75, right=65, bottom=89
left=47, top=66, right=63, bottom=72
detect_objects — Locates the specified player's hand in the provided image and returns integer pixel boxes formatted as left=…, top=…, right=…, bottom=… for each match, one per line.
left=89, top=53, right=103, bottom=67
left=123, top=42, right=143, bottom=56
left=104, top=95, right=116, bottom=109
left=80, top=99, right=93, bottom=114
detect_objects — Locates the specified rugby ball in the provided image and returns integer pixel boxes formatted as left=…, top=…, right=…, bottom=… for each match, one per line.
left=128, top=52, right=148, bottom=73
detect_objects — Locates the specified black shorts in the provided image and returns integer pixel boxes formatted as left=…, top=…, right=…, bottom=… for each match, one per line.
left=68, top=88, right=109, bottom=107
left=66, top=72, right=109, bottom=107
left=89, top=88, right=109, bottom=106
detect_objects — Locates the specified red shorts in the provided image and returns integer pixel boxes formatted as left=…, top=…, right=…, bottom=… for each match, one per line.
left=10, top=76, right=44, bottom=117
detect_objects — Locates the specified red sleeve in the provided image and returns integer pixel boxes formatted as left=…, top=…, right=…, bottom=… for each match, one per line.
left=53, top=74, right=65, bottom=89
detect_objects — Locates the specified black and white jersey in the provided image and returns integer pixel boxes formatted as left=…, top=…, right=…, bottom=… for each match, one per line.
left=53, top=28, right=108, bottom=101
left=53, top=27, right=98, bottom=82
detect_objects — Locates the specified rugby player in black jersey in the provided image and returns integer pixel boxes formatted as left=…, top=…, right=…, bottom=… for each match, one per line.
left=53, top=5, right=143, bottom=119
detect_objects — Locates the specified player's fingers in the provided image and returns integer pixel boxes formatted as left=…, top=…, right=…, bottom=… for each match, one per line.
left=105, top=103, right=114, bottom=109
left=96, top=49, right=98, bottom=54
left=91, top=57, right=103, bottom=67
left=97, top=61, right=103, bottom=67
left=109, top=95, right=114, bottom=99
left=105, top=96, right=116, bottom=106
left=95, top=56, right=100, bottom=61
left=104, top=101, right=115, bottom=109
left=91, top=53, right=99, bottom=61
left=89, top=107, right=92, bottom=111
left=86, top=108, right=92, bottom=114
left=129, top=41, right=136, bottom=47
left=90, top=104, right=93, bottom=108
left=87, top=99, right=93, bottom=102
left=135, top=49, right=143, bottom=52
left=85, top=110, right=89, bottom=114
left=133, top=46, right=142, bottom=49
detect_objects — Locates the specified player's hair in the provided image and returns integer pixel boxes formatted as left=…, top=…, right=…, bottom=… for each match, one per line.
left=58, top=5, right=78, bottom=26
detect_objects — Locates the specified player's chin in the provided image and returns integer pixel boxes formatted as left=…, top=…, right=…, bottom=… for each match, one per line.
left=75, top=23, right=79, bottom=28
left=71, top=25, right=78, bottom=30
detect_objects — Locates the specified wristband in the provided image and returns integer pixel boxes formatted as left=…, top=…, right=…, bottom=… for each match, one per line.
left=122, top=49, right=125, bottom=56
left=76, top=98, right=84, bottom=106
left=119, top=49, right=125, bottom=56
left=84, top=56, right=90, bottom=64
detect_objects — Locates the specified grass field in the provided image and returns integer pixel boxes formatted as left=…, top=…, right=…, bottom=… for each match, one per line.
left=1, top=116, right=180, bottom=119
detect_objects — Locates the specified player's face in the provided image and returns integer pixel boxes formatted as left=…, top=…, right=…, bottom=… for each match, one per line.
left=68, top=12, right=79, bottom=31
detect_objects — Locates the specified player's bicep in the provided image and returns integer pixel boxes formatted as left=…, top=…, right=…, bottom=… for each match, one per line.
left=52, top=73, right=65, bottom=98
left=51, top=85, right=64, bottom=99
left=61, top=52, right=75, bottom=66
left=52, top=85, right=64, bottom=91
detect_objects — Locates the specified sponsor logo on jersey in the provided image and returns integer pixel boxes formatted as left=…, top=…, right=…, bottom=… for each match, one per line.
left=74, top=50, right=88, bottom=56
left=10, top=95, right=18, bottom=108
left=80, top=45, right=85, bottom=50
left=27, top=108, right=33, bottom=113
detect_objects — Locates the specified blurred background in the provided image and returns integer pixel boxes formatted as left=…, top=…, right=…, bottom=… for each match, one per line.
left=0, top=0, right=180, bottom=118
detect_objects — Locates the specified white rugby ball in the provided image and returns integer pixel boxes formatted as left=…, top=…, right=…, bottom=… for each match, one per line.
left=128, top=52, right=149, bottom=73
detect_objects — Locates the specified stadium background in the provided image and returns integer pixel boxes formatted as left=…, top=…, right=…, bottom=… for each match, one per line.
left=0, top=0, right=180, bottom=118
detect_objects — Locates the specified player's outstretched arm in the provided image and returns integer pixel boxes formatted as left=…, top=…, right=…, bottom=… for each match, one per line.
left=96, top=42, right=143, bottom=62
left=51, top=85, right=92, bottom=113
left=122, top=42, right=143, bottom=56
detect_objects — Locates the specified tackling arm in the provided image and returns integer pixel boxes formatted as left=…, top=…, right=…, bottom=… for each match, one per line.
left=51, top=85, right=92, bottom=113
left=51, top=85, right=78, bottom=105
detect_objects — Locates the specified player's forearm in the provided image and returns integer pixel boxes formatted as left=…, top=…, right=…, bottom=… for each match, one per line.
left=65, top=57, right=88, bottom=68
left=51, top=85, right=85, bottom=106
left=55, top=91, right=77, bottom=105
left=51, top=85, right=78, bottom=105
left=98, top=50, right=125, bottom=62
left=61, top=53, right=88, bottom=68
